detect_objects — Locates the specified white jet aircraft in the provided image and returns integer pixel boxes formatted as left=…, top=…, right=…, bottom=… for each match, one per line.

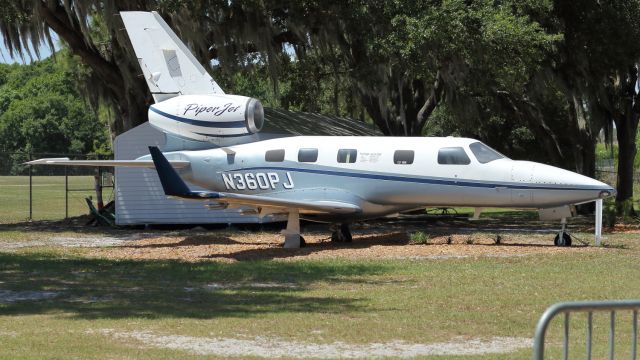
left=28, top=11, right=615, bottom=248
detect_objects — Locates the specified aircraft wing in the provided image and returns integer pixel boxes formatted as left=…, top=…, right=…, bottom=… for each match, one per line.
left=148, top=146, right=360, bottom=215
left=201, top=192, right=359, bottom=214
left=24, top=158, right=190, bottom=169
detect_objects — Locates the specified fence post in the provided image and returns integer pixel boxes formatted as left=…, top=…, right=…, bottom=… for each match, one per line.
left=28, top=153, right=32, bottom=221
left=65, top=165, right=68, bottom=219
left=595, top=199, right=603, bottom=246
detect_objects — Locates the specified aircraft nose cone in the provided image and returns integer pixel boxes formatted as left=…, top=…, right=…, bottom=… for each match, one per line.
left=598, top=186, right=617, bottom=199
left=532, top=163, right=616, bottom=199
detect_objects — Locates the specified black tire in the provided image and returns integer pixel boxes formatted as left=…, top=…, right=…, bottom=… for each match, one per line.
left=299, top=236, right=306, bottom=247
left=554, top=233, right=572, bottom=247
left=331, top=232, right=342, bottom=242
left=341, top=223, right=352, bottom=243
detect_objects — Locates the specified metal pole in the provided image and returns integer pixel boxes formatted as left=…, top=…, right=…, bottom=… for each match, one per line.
left=595, top=199, right=603, bottom=246
left=587, top=312, right=592, bottom=360
left=28, top=154, right=32, bottom=221
left=564, top=312, right=570, bottom=360
left=610, top=311, right=616, bottom=360
left=633, top=310, right=637, bottom=360
left=65, top=165, right=68, bottom=219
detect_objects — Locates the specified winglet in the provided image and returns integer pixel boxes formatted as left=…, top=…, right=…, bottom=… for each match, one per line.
left=148, top=146, right=192, bottom=196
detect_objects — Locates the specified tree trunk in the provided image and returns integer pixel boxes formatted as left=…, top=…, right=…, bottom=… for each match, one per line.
left=612, top=65, right=640, bottom=215
left=568, top=94, right=597, bottom=177
left=614, top=114, right=638, bottom=215
left=497, top=92, right=565, bottom=166
left=414, top=71, right=444, bottom=135
left=359, top=74, right=434, bottom=137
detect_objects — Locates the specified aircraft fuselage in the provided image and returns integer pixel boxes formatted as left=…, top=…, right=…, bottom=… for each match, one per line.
left=140, top=136, right=614, bottom=221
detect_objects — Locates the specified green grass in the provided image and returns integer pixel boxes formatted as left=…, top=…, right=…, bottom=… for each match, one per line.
left=0, top=176, right=105, bottom=223
left=0, top=232, right=639, bottom=359
left=409, top=231, right=430, bottom=244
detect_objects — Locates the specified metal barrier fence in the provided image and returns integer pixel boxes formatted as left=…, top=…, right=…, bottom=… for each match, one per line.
left=0, top=152, right=113, bottom=223
left=533, top=300, right=640, bottom=360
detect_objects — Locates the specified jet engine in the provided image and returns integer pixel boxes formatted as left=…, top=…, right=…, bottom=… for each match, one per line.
left=148, top=94, right=264, bottom=141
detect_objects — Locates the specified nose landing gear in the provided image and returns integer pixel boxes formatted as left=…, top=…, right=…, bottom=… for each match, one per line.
left=554, top=217, right=572, bottom=247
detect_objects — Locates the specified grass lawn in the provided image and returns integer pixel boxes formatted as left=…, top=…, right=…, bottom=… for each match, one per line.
left=0, top=229, right=638, bottom=359
left=0, top=176, right=106, bottom=223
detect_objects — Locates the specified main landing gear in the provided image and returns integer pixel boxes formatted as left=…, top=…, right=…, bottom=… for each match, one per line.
left=554, top=217, right=572, bottom=247
left=282, top=211, right=352, bottom=248
left=283, top=210, right=305, bottom=248
left=331, top=223, right=352, bottom=243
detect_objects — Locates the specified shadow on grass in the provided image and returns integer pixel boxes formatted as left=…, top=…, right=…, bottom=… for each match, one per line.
left=0, top=252, right=388, bottom=319
left=123, top=235, right=247, bottom=248
left=0, top=218, right=289, bottom=238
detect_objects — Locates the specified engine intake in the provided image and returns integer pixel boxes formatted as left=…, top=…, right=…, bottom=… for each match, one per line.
left=148, top=94, right=264, bottom=141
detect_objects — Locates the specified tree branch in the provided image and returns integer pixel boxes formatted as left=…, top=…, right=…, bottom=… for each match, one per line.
left=207, top=30, right=303, bottom=60
left=37, top=1, right=123, bottom=94
left=414, top=70, right=444, bottom=134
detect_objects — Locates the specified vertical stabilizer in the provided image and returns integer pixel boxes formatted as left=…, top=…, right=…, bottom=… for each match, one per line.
left=120, top=11, right=224, bottom=102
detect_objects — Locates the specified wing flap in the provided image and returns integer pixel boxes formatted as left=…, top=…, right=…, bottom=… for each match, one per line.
left=217, top=192, right=360, bottom=214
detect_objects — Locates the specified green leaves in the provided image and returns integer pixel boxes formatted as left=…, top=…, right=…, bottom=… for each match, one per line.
left=0, top=55, right=108, bottom=158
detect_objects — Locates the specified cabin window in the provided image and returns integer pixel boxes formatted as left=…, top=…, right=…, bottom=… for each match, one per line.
left=437, top=147, right=471, bottom=165
left=298, top=148, right=318, bottom=162
left=469, top=142, right=505, bottom=164
left=393, top=150, right=414, bottom=165
left=337, top=149, right=357, bottom=163
left=265, top=149, right=285, bottom=162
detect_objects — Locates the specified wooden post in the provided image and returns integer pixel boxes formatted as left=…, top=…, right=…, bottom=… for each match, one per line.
left=95, top=167, right=104, bottom=210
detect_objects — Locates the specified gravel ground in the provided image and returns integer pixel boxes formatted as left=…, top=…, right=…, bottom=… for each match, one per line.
left=1, top=214, right=632, bottom=261
left=87, top=229, right=606, bottom=262
left=92, top=329, right=532, bottom=358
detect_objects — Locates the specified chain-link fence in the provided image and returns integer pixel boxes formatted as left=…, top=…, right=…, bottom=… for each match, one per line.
left=595, top=158, right=640, bottom=209
left=0, top=152, right=114, bottom=224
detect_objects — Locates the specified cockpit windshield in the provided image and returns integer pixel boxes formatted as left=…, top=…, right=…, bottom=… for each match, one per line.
left=469, top=142, right=507, bottom=164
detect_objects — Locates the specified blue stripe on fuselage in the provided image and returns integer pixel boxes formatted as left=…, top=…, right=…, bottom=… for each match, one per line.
left=229, top=166, right=607, bottom=192
left=149, top=106, right=246, bottom=128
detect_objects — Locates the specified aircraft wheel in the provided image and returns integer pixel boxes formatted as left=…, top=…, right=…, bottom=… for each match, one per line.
left=299, top=236, right=306, bottom=248
left=554, top=233, right=572, bottom=247
left=341, top=223, right=352, bottom=243
left=331, top=224, right=352, bottom=243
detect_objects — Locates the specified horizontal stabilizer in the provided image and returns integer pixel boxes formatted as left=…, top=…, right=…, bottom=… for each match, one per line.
left=24, top=158, right=190, bottom=169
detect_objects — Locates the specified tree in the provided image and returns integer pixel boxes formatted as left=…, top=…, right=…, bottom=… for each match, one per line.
left=551, top=0, right=640, bottom=213
left=0, top=0, right=153, bottom=137
left=0, top=0, right=637, bottom=208
left=0, top=54, right=109, bottom=174
left=0, top=1, right=559, bottom=136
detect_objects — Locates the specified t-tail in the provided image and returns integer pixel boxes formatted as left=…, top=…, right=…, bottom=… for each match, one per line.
left=120, top=11, right=224, bottom=102
left=121, top=11, right=264, bottom=141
